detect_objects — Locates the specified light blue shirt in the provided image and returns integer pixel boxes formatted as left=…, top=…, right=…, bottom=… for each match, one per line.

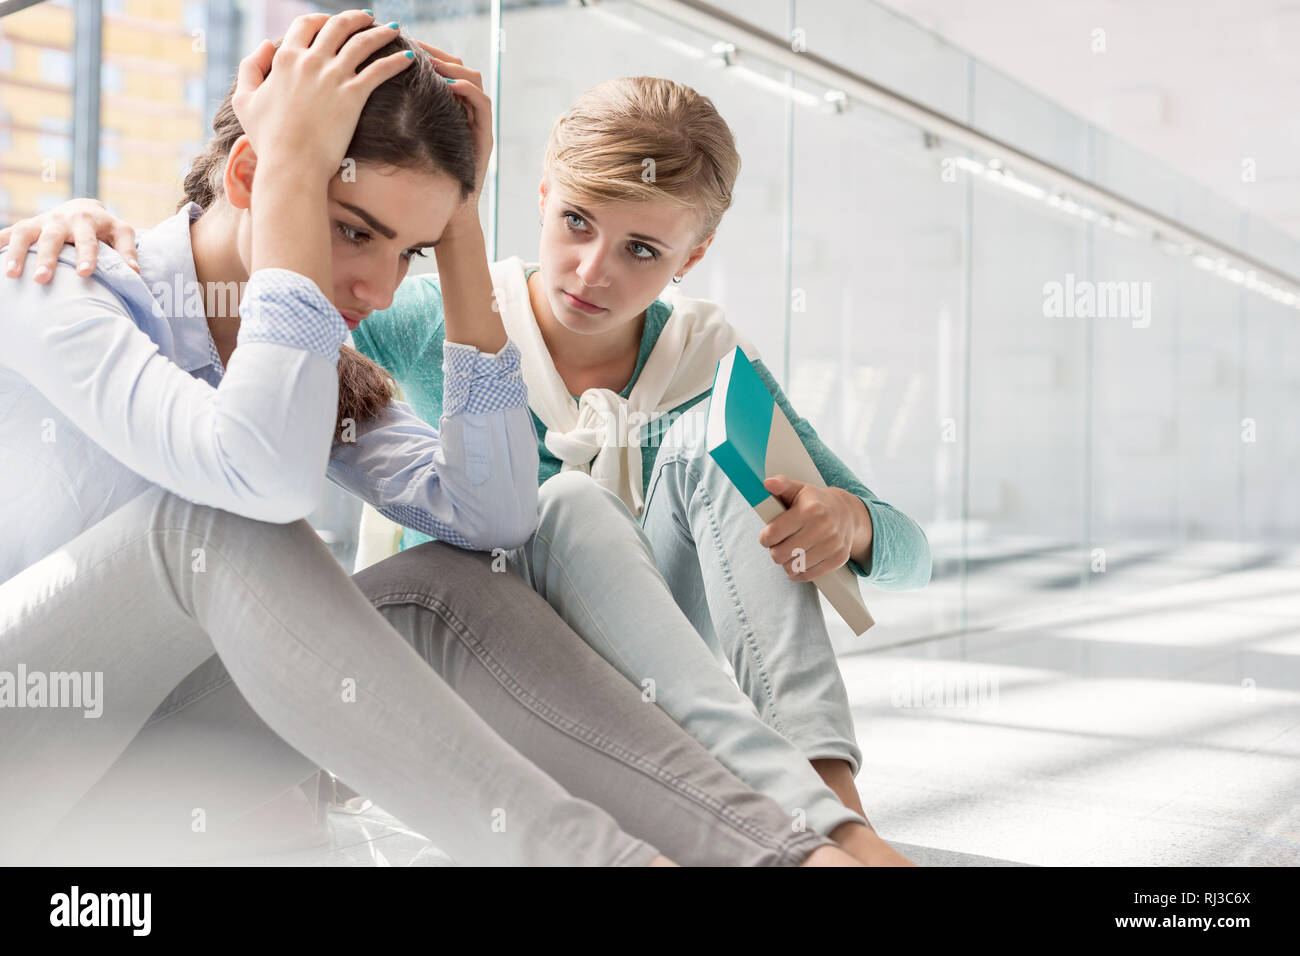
left=0, top=202, right=540, bottom=583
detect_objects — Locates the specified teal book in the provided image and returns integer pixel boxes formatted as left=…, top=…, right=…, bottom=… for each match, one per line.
left=705, top=347, right=875, bottom=635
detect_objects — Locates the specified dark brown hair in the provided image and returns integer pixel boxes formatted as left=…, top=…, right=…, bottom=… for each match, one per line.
left=181, top=32, right=476, bottom=441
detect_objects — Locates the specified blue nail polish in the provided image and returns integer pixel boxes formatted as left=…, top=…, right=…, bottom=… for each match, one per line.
left=444, top=76, right=455, bottom=84
left=404, top=50, right=414, bottom=58
left=362, top=9, right=373, bottom=15
left=386, top=20, right=398, bottom=28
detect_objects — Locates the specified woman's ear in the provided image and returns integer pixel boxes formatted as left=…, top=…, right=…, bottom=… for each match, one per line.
left=222, top=135, right=258, bottom=212
left=676, top=232, right=716, bottom=279
left=537, top=178, right=548, bottom=221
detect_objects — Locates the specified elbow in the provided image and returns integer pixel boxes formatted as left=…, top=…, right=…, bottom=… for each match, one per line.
left=205, top=411, right=333, bottom=524
left=910, top=528, right=934, bottom=590
left=877, top=522, right=932, bottom=591
left=460, top=484, right=539, bottom=552
left=508, top=481, right=541, bottom=545
left=235, top=463, right=325, bottom=524
left=501, top=504, right=540, bottom=550
left=455, top=522, right=535, bottom=554
left=468, top=492, right=539, bottom=552
left=488, top=456, right=541, bottom=550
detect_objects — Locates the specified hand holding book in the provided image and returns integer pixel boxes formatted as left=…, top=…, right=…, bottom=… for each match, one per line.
left=757, top=474, right=874, bottom=583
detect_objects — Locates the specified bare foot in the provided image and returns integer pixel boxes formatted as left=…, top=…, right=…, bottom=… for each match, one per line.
left=798, top=844, right=863, bottom=866
left=811, top=757, right=868, bottom=817
left=830, top=821, right=917, bottom=866
left=811, top=758, right=916, bottom=865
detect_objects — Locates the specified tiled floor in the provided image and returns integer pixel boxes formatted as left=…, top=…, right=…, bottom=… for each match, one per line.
left=843, top=551, right=1300, bottom=867
left=216, top=547, right=1300, bottom=867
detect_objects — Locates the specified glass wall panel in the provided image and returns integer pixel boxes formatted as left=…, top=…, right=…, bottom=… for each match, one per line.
left=0, top=0, right=75, bottom=221
left=964, top=175, right=1090, bottom=626
left=1090, top=229, right=1208, bottom=599
left=786, top=73, right=967, bottom=648
left=797, top=0, right=970, bottom=123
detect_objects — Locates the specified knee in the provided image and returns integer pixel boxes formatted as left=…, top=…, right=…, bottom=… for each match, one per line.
left=149, top=489, right=324, bottom=567
left=537, top=470, right=628, bottom=531
left=352, top=539, right=496, bottom=605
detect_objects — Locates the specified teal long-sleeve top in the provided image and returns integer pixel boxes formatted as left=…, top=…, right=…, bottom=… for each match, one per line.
left=352, top=270, right=931, bottom=590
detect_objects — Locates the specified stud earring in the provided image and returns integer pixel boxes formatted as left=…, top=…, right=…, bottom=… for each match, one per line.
left=672, top=275, right=683, bottom=283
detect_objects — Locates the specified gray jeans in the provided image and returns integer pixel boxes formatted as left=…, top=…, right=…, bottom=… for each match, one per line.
left=0, top=486, right=833, bottom=865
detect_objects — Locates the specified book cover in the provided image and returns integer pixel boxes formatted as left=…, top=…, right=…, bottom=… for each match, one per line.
left=705, top=346, right=875, bottom=635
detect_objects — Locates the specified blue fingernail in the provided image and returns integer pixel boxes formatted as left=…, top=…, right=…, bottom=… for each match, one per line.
left=404, top=50, right=414, bottom=58
left=444, top=77, right=455, bottom=84
left=386, top=20, right=398, bottom=28
left=362, top=9, right=373, bottom=15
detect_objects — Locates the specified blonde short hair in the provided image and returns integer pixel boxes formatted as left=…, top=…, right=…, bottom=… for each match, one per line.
left=543, top=76, right=741, bottom=244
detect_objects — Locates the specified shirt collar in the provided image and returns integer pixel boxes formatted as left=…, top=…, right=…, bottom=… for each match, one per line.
left=136, top=201, right=215, bottom=374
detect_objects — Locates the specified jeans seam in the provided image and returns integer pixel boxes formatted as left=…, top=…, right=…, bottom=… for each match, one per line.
left=141, top=668, right=235, bottom=729
left=690, top=477, right=789, bottom=737
left=366, top=586, right=810, bottom=859
left=641, top=453, right=694, bottom=542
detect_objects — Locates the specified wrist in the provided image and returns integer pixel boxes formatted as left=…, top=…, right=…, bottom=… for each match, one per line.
left=253, top=146, right=339, bottom=186
left=442, top=198, right=484, bottom=240
left=844, top=491, right=873, bottom=567
left=434, top=209, right=487, bottom=272
left=249, top=169, right=331, bottom=290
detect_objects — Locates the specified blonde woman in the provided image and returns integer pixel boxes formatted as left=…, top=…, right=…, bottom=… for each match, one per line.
left=10, top=74, right=927, bottom=865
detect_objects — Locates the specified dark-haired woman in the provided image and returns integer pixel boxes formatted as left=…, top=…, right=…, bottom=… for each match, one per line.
left=0, top=11, right=857, bottom=866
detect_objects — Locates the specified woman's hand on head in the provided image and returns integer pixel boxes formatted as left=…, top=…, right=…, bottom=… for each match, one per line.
left=420, top=43, right=493, bottom=203
left=232, top=10, right=417, bottom=182
left=0, top=198, right=138, bottom=283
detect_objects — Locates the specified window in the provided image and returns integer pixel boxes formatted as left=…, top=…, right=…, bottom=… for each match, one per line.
left=38, top=48, right=72, bottom=86
left=101, top=61, right=125, bottom=93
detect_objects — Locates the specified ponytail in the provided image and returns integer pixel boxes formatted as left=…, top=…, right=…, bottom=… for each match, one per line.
left=335, top=346, right=396, bottom=443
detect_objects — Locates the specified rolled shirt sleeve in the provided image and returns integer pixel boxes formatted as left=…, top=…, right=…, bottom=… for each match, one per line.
left=327, top=338, right=540, bottom=551
left=237, top=267, right=349, bottom=364
left=442, top=337, right=530, bottom=416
